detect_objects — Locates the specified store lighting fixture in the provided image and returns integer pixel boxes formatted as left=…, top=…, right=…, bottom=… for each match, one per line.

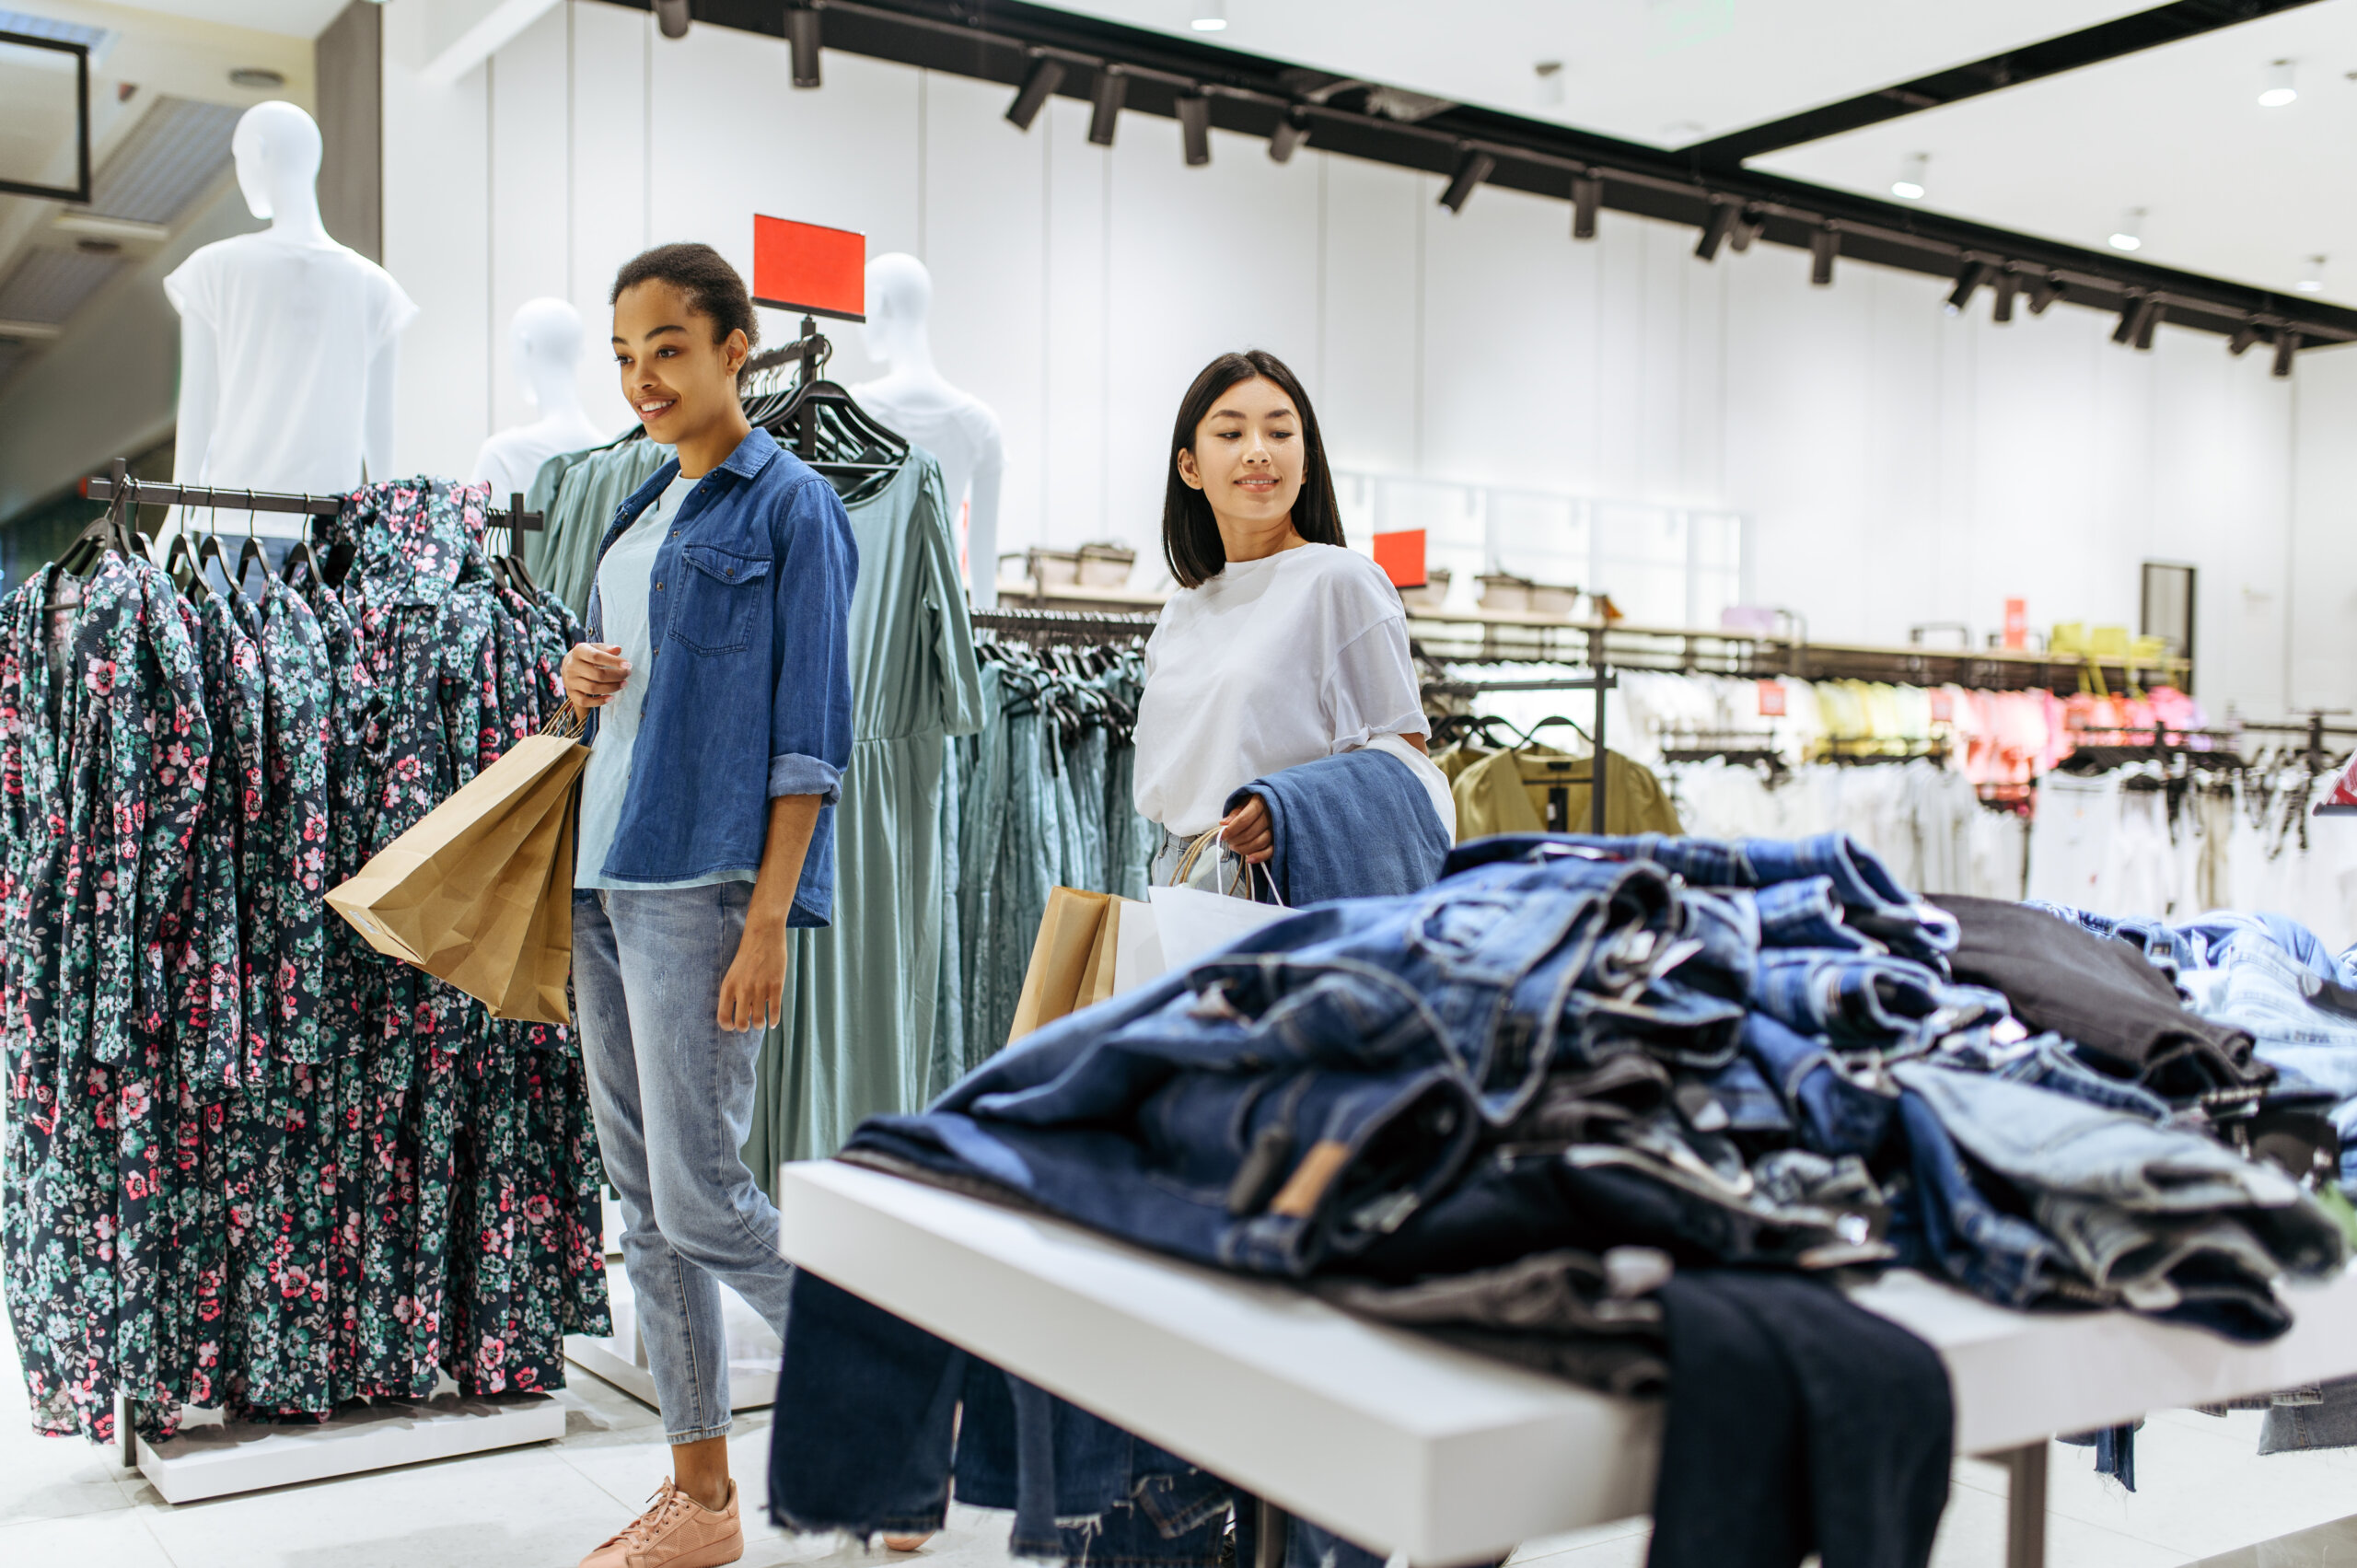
left=1945, top=259, right=1993, bottom=314
left=2297, top=254, right=2328, bottom=293
left=1892, top=152, right=1929, bottom=201
left=654, top=0, right=688, bottom=40
left=1268, top=108, right=1311, bottom=163
left=1178, top=92, right=1213, bottom=167
left=2112, top=291, right=2159, bottom=346
left=1694, top=200, right=1740, bottom=261
left=787, top=4, right=821, bottom=87
left=1087, top=64, right=1126, bottom=146
left=1005, top=55, right=1064, bottom=131
left=2260, top=60, right=2297, bottom=108
left=2229, top=321, right=2263, bottom=355
left=2108, top=208, right=2144, bottom=252
left=2026, top=273, right=2064, bottom=314
left=2134, top=300, right=2164, bottom=350
left=1810, top=225, right=1838, bottom=286
left=1571, top=174, right=1602, bottom=239
left=1725, top=204, right=1765, bottom=253
left=1440, top=145, right=1494, bottom=213
left=1991, top=270, right=2018, bottom=323
left=1191, top=1, right=1227, bottom=31
left=2274, top=330, right=2302, bottom=377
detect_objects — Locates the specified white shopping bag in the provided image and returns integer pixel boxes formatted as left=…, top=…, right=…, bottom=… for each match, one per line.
left=1112, top=898, right=1167, bottom=993
left=1147, top=884, right=1291, bottom=973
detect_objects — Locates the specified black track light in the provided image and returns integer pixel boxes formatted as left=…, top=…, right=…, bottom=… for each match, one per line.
left=1695, top=201, right=1738, bottom=261
left=1809, top=225, right=1838, bottom=286
left=2112, top=291, right=2155, bottom=345
left=1727, top=204, right=1765, bottom=253
left=2274, top=330, right=2301, bottom=378
left=1006, top=55, right=1063, bottom=131
left=1269, top=108, right=1310, bottom=164
left=1178, top=91, right=1212, bottom=167
left=2026, top=274, right=2063, bottom=315
left=2228, top=321, right=2263, bottom=356
left=654, top=0, right=690, bottom=40
left=1991, top=272, right=2017, bottom=324
left=1946, top=260, right=1994, bottom=314
left=1571, top=174, right=1602, bottom=240
left=2133, top=300, right=2164, bottom=351
left=787, top=4, right=821, bottom=87
left=1087, top=64, right=1126, bottom=146
left=1440, top=146, right=1494, bottom=214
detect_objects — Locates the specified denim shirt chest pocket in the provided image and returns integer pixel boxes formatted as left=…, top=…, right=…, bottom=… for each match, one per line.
left=669, top=540, right=772, bottom=655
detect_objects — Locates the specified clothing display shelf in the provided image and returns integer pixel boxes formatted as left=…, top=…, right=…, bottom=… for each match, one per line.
left=1403, top=607, right=2194, bottom=701
left=778, top=1158, right=2357, bottom=1568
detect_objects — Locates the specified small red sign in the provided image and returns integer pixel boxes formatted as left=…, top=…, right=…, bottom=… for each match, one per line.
left=1372, top=529, right=1427, bottom=589
left=751, top=215, right=866, bottom=321
left=2003, top=597, right=2027, bottom=651
left=1756, top=679, right=1787, bottom=717
left=1929, top=690, right=1954, bottom=722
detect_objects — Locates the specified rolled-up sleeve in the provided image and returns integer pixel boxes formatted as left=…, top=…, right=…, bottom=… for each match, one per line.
left=769, top=478, right=859, bottom=803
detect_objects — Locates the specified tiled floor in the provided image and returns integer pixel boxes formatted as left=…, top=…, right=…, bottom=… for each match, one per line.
left=7, top=1283, right=2357, bottom=1567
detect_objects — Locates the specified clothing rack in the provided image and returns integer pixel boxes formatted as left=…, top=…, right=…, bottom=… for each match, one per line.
left=1421, top=627, right=1619, bottom=832
left=83, top=468, right=544, bottom=531
left=971, top=606, right=1158, bottom=643
left=2235, top=712, right=2357, bottom=772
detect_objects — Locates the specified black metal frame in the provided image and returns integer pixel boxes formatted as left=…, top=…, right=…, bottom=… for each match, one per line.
left=0, top=29, right=91, bottom=204
left=601, top=0, right=2357, bottom=358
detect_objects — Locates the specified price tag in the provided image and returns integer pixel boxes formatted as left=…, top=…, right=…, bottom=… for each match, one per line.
left=1929, top=690, right=1954, bottom=722
left=1756, top=680, right=1786, bottom=717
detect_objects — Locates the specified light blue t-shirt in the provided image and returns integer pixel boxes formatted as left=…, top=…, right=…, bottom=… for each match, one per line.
left=575, top=473, right=756, bottom=890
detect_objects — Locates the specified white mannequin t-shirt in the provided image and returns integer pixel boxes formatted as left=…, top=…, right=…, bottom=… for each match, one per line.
left=165, top=233, right=418, bottom=494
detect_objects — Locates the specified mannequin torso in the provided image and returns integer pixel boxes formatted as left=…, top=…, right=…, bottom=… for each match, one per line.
left=166, top=101, right=416, bottom=528
left=850, top=253, right=1004, bottom=606
left=471, top=297, right=608, bottom=499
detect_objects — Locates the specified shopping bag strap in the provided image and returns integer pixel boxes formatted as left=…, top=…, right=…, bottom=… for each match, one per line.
left=541, top=704, right=588, bottom=741
left=1167, top=824, right=1287, bottom=908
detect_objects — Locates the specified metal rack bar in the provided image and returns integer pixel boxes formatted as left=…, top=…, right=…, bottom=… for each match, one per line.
left=973, top=607, right=1158, bottom=640
left=84, top=472, right=544, bottom=531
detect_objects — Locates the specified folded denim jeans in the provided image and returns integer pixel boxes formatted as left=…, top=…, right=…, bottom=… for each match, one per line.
left=1750, top=876, right=1883, bottom=954
left=1751, top=950, right=2008, bottom=1049
left=1890, top=1062, right=2308, bottom=1214
left=1739, top=1011, right=1898, bottom=1159
left=2178, top=937, right=2357, bottom=1099
left=1887, top=1091, right=2071, bottom=1310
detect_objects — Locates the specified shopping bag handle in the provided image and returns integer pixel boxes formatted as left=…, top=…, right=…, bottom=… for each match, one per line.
left=541, top=704, right=588, bottom=741
left=1167, top=824, right=1287, bottom=908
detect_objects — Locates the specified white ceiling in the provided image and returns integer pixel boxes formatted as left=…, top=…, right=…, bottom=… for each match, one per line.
left=1755, top=0, right=2357, bottom=308
left=83, top=0, right=350, bottom=37
left=1038, top=0, right=2157, bottom=147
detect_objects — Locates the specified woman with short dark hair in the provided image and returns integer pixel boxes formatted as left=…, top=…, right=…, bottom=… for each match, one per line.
left=563, top=241, right=856, bottom=1568
left=1132, top=349, right=1451, bottom=885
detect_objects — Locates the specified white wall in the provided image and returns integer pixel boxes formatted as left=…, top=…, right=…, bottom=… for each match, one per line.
left=380, top=0, right=2352, bottom=719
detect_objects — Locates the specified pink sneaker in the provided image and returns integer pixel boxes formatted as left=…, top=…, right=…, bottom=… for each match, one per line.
left=580, top=1477, right=745, bottom=1568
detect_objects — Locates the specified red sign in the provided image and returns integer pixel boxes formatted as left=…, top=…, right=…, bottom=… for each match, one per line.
left=2003, top=597, right=2027, bottom=651
left=1372, top=529, right=1427, bottom=589
left=1756, top=679, right=1786, bottom=717
left=751, top=215, right=866, bottom=321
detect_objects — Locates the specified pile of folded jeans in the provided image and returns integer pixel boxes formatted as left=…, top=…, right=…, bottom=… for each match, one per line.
left=770, top=832, right=2350, bottom=1568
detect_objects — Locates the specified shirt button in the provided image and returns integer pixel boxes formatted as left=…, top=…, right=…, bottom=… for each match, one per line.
left=656, top=582, right=664, bottom=590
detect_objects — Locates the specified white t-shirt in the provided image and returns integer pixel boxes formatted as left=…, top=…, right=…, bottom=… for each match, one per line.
left=1132, top=543, right=1451, bottom=838
left=575, top=474, right=751, bottom=889
left=163, top=232, right=418, bottom=495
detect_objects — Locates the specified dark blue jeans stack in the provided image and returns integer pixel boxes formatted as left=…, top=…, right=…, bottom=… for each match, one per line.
left=771, top=832, right=2349, bottom=1568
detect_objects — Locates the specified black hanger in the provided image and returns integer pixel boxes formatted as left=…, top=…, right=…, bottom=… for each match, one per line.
left=53, top=461, right=147, bottom=585
left=753, top=316, right=911, bottom=503
left=282, top=540, right=331, bottom=590
left=162, top=533, right=215, bottom=602
left=235, top=536, right=272, bottom=598
left=196, top=532, right=238, bottom=600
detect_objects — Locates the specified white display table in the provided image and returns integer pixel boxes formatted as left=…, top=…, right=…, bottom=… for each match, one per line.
left=775, top=1159, right=2357, bottom=1568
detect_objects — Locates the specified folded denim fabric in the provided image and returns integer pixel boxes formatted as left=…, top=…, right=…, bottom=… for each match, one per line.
left=1751, top=949, right=2008, bottom=1048
left=2033, top=1195, right=2299, bottom=1332
left=1933, top=1033, right=2176, bottom=1123
left=1225, top=748, right=1450, bottom=908
left=1890, top=1062, right=2305, bottom=1214
left=1739, top=1012, right=1897, bottom=1159
left=1315, top=1248, right=1670, bottom=1395
left=1887, top=1091, right=2071, bottom=1310
left=1750, top=876, right=1883, bottom=954
left=2173, top=910, right=2347, bottom=984
left=2025, top=902, right=2194, bottom=979
left=1935, top=895, right=2268, bottom=1095
left=2178, top=937, right=2357, bottom=1098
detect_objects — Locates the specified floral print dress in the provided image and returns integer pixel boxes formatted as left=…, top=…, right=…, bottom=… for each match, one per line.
left=2, top=481, right=608, bottom=1445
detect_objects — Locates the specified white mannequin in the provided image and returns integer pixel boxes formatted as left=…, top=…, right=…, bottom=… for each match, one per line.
left=851, top=254, right=1005, bottom=607
left=165, top=101, right=416, bottom=533
left=470, top=298, right=607, bottom=501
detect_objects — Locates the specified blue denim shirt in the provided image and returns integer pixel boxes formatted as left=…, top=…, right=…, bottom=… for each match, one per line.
left=584, top=426, right=857, bottom=924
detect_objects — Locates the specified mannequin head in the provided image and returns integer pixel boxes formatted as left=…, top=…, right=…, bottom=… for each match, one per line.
left=232, top=101, right=323, bottom=227
left=860, top=252, right=935, bottom=371
left=510, top=297, right=586, bottom=413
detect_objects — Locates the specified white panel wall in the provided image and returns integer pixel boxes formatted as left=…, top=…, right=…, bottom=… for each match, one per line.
left=380, top=2, right=2354, bottom=719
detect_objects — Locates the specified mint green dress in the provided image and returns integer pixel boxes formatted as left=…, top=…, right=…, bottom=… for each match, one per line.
left=746, top=451, right=982, bottom=1181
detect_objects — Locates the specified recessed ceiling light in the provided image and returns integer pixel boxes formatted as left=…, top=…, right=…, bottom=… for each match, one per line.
left=2297, top=254, right=2328, bottom=293
left=2109, top=208, right=2145, bottom=252
left=2259, top=60, right=2297, bottom=108
left=1191, top=1, right=1227, bottom=31
left=227, top=67, right=284, bottom=89
left=1892, top=152, right=1928, bottom=201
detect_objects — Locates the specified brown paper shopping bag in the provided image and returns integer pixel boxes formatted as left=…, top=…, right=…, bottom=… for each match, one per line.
left=327, top=714, right=588, bottom=1016
left=1007, top=887, right=1111, bottom=1043
left=485, top=794, right=576, bottom=1024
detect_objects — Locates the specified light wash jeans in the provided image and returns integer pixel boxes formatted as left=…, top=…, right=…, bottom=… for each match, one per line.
left=575, top=883, right=796, bottom=1444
